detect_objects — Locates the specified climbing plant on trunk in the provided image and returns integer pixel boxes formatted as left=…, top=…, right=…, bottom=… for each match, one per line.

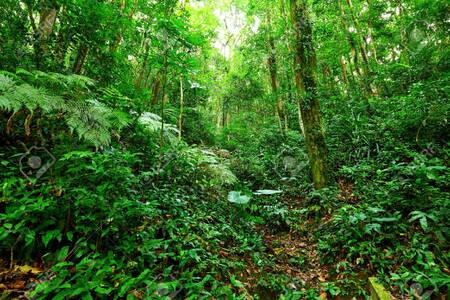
left=289, top=0, right=328, bottom=189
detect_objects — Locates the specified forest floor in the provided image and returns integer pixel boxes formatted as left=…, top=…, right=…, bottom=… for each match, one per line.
left=237, top=194, right=335, bottom=299
left=0, top=197, right=335, bottom=300
left=0, top=179, right=435, bottom=299
left=0, top=258, right=44, bottom=299
left=258, top=228, right=329, bottom=294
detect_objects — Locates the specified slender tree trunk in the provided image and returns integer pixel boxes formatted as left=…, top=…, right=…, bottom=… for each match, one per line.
left=338, top=1, right=372, bottom=109
left=178, top=76, right=184, bottom=140
left=33, top=5, right=58, bottom=69
left=159, top=53, right=168, bottom=146
left=54, top=7, right=69, bottom=72
left=322, top=63, right=334, bottom=90
left=395, top=0, right=410, bottom=63
left=290, top=0, right=328, bottom=189
left=340, top=55, right=349, bottom=86
left=280, top=63, right=290, bottom=131
left=38, top=7, right=57, bottom=52
left=339, top=2, right=362, bottom=78
left=72, top=45, right=88, bottom=74
left=110, top=0, right=139, bottom=52
left=344, top=0, right=370, bottom=73
left=222, top=98, right=228, bottom=128
left=342, top=0, right=377, bottom=99
left=338, top=3, right=358, bottom=76
left=266, top=17, right=285, bottom=132
left=136, top=43, right=150, bottom=90
left=156, top=52, right=169, bottom=180
left=151, top=71, right=163, bottom=105
left=152, top=47, right=170, bottom=105
left=365, top=0, right=379, bottom=63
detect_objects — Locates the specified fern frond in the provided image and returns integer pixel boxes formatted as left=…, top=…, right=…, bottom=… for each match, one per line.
left=49, top=72, right=95, bottom=89
left=0, top=71, right=22, bottom=83
left=139, top=112, right=179, bottom=140
left=0, top=71, right=130, bottom=147
left=0, top=75, right=19, bottom=111
left=109, top=111, right=132, bottom=129
left=181, top=148, right=237, bottom=186
left=15, top=69, right=95, bottom=91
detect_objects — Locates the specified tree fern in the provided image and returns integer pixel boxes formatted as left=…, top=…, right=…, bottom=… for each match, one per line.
left=181, top=148, right=237, bottom=186
left=16, top=69, right=95, bottom=90
left=0, top=71, right=130, bottom=147
left=138, top=112, right=179, bottom=141
left=0, top=74, right=22, bottom=112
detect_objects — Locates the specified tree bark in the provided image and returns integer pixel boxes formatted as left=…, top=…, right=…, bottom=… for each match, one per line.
left=344, top=0, right=371, bottom=75
left=151, top=70, right=163, bottom=105
left=338, top=2, right=362, bottom=78
left=178, top=76, right=184, bottom=140
left=136, top=42, right=150, bottom=90
left=38, top=7, right=57, bottom=50
left=54, top=7, right=69, bottom=72
left=266, top=16, right=285, bottom=132
left=72, top=45, right=88, bottom=74
left=290, top=0, right=328, bottom=189
left=340, top=55, right=349, bottom=85
left=33, top=5, right=58, bottom=68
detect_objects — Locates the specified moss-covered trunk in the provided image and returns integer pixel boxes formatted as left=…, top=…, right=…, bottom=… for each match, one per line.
left=289, top=0, right=328, bottom=189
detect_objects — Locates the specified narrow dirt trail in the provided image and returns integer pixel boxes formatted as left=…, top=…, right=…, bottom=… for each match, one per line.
left=239, top=222, right=332, bottom=299
left=236, top=192, right=335, bottom=299
left=261, top=229, right=329, bottom=290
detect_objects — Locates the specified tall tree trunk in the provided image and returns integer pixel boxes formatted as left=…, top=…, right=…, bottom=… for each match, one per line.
left=341, top=0, right=377, bottom=98
left=136, top=42, right=150, bottom=90
left=322, top=63, right=334, bottom=90
left=72, top=45, right=88, bottom=74
left=290, top=0, right=328, bottom=189
left=34, top=5, right=58, bottom=68
left=178, top=76, right=184, bottom=140
left=280, top=63, right=290, bottom=131
left=338, top=2, right=362, bottom=78
left=151, top=71, right=163, bottom=105
left=151, top=49, right=169, bottom=105
left=344, top=0, right=370, bottom=74
left=156, top=53, right=169, bottom=180
left=222, top=98, right=228, bottom=128
left=266, top=16, right=285, bottom=132
left=340, top=55, right=349, bottom=86
left=38, top=7, right=57, bottom=52
left=365, top=0, right=379, bottom=63
left=54, top=7, right=69, bottom=72
left=338, top=1, right=372, bottom=109
left=110, top=0, right=139, bottom=52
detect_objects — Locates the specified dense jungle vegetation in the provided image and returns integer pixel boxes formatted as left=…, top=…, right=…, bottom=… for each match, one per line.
left=0, top=0, right=449, bottom=299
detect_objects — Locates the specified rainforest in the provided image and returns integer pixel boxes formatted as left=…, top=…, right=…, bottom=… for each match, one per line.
left=0, top=0, right=449, bottom=299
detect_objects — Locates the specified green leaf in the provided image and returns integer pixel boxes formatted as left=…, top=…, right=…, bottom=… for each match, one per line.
left=95, top=287, right=112, bottom=295
left=57, top=246, right=69, bottom=261
left=373, top=217, right=398, bottom=223
left=230, top=275, right=244, bottom=287
left=254, top=189, right=283, bottom=195
left=365, top=223, right=381, bottom=234
left=409, top=211, right=426, bottom=222
left=82, top=293, right=94, bottom=300
left=228, top=191, right=251, bottom=204
left=419, top=217, right=428, bottom=231
left=42, top=230, right=61, bottom=247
